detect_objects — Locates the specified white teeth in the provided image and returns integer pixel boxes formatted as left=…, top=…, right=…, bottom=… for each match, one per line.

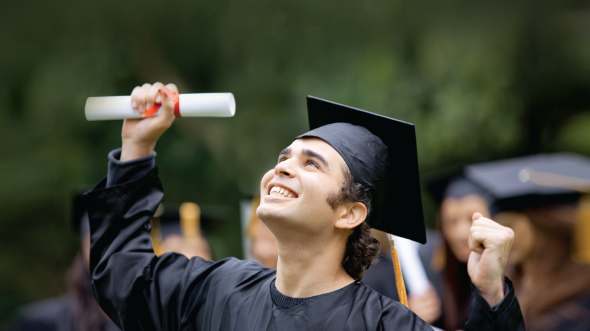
left=268, top=186, right=296, bottom=198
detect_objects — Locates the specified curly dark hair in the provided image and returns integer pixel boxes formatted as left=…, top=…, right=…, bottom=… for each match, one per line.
left=326, top=167, right=380, bottom=280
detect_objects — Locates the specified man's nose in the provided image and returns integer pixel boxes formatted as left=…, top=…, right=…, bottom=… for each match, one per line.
left=274, top=159, right=296, bottom=178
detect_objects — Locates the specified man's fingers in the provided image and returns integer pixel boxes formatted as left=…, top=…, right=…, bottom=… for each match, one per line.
left=147, top=83, right=176, bottom=128
left=469, top=220, right=514, bottom=255
left=472, top=212, right=483, bottom=221
left=166, top=83, right=179, bottom=94
left=469, top=231, right=486, bottom=254
left=146, top=82, right=164, bottom=110
left=136, top=83, right=152, bottom=113
left=472, top=217, right=505, bottom=230
left=130, top=86, right=141, bottom=109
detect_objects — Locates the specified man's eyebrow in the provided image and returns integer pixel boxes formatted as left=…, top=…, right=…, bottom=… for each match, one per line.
left=279, top=147, right=291, bottom=157
left=302, top=149, right=329, bottom=169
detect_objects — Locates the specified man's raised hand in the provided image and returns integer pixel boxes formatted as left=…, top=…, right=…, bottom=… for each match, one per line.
left=467, top=212, right=514, bottom=306
left=121, top=82, right=178, bottom=162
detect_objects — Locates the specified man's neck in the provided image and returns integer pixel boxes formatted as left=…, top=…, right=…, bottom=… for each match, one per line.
left=274, top=234, right=354, bottom=298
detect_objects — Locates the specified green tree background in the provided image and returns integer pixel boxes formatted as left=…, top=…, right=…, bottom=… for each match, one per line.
left=2, top=0, right=590, bottom=325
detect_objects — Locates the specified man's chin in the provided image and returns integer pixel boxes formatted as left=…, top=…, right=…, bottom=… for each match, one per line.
left=257, top=205, right=295, bottom=226
left=257, top=209, right=284, bottom=224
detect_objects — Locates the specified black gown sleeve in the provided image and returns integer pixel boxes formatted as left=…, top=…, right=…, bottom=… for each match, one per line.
left=85, top=166, right=219, bottom=330
left=463, top=277, right=525, bottom=331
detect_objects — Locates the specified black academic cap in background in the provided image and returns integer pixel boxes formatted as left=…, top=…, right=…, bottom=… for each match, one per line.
left=465, top=153, right=590, bottom=214
left=297, top=96, right=426, bottom=244
left=424, top=170, right=461, bottom=205
left=153, top=202, right=204, bottom=239
left=425, top=171, right=494, bottom=206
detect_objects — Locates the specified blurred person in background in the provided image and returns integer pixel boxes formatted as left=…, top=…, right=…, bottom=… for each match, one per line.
left=465, top=154, right=590, bottom=331
left=245, top=194, right=279, bottom=269
left=150, top=202, right=212, bottom=260
left=411, top=175, right=494, bottom=329
left=8, top=195, right=119, bottom=331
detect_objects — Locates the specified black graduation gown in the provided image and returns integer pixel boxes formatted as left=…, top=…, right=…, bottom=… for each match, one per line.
left=363, top=254, right=399, bottom=301
left=86, top=167, right=524, bottom=331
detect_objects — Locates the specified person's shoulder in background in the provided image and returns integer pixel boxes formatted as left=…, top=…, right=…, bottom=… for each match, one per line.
left=7, top=295, right=74, bottom=331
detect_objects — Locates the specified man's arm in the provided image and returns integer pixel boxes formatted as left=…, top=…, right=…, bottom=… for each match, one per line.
left=86, top=83, right=205, bottom=329
left=462, top=213, right=525, bottom=330
left=464, top=278, right=524, bottom=331
left=87, top=166, right=206, bottom=330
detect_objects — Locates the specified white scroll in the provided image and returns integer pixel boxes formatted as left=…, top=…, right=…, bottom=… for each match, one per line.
left=394, top=235, right=430, bottom=296
left=85, top=93, right=235, bottom=120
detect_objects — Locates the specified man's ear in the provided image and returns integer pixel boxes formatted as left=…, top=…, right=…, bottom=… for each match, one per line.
left=334, top=202, right=367, bottom=230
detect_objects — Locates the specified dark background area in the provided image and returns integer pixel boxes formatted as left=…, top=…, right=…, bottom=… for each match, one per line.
left=2, top=0, right=590, bottom=326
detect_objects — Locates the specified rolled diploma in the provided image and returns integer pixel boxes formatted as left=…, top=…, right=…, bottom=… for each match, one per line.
left=85, top=93, right=235, bottom=120
left=394, top=236, right=430, bottom=296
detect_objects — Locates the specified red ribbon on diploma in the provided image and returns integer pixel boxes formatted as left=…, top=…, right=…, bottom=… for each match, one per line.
left=142, top=85, right=181, bottom=118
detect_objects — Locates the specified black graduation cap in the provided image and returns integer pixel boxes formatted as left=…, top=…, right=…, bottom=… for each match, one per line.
left=464, top=153, right=590, bottom=214
left=297, top=96, right=426, bottom=244
left=152, top=202, right=204, bottom=240
left=425, top=172, right=494, bottom=206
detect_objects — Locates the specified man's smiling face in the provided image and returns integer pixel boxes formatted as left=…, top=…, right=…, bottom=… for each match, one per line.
left=256, top=138, right=349, bottom=235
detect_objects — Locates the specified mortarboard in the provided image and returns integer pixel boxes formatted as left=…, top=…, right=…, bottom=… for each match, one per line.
left=297, top=96, right=426, bottom=244
left=425, top=172, right=494, bottom=207
left=157, top=203, right=202, bottom=239
left=297, top=96, right=427, bottom=307
left=464, top=153, right=590, bottom=214
left=151, top=202, right=203, bottom=254
left=465, top=153, right=590, bottom=264
left=150, top=202, right=215, bottom=259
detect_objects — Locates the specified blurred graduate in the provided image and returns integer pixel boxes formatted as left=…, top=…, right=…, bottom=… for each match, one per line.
left=85, top=82, right=524, bottom=330
left=408, top=174, right=495, bottom=328
left=464, top=154, right=590, bottom=331
left=245, top=195, right=279, bottom=269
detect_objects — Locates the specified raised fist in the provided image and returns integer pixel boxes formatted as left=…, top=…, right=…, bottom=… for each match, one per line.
left=120, top=82, right=179, bottom=161
left=467, top=212, right=514, bottom=306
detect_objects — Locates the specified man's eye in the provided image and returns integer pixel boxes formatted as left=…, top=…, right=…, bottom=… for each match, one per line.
left=306, top=160, right=319, bottom=168
left=278, top=157, right=287, bottom=163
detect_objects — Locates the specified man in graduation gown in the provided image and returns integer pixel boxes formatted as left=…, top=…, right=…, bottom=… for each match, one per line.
left=86, top=82, right=524, bottom=330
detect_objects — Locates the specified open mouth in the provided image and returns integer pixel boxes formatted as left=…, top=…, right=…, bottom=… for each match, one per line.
left=268, top=185, right=298, bottom=198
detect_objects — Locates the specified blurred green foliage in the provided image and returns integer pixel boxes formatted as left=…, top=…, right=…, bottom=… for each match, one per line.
left=2, top=0, right=590, bottom=326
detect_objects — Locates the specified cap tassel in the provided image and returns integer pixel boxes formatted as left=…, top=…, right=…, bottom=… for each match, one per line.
left=180, top=202, right=201, bottom=242
left=389, top=235, right=408, bottom=307
left=150, top=204, right=165, bottom=256
left=150, top=217, right=163, bottom=256
left=574, top=195, right=590, bottom=263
